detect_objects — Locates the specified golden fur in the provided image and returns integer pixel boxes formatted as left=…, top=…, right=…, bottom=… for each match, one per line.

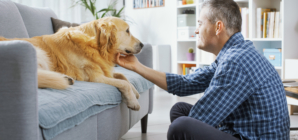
left=0, top=17, right=143, bottom=110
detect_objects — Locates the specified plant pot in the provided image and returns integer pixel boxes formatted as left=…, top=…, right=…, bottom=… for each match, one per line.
left=186, top=53, right=195, bottom=61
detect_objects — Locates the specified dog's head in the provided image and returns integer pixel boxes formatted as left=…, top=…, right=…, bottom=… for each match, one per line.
left=94, top=17, right=143, bottom=57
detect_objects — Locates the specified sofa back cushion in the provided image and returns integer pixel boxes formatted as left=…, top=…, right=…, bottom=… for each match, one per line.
left=15, top=2, right=58, bottom=37
left=0, top=0, right=29, bottom=38
left=51, top=17, right=80, bottom=33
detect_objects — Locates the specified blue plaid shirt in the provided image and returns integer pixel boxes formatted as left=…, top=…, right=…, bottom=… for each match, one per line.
left=166, top=32, right=290, bottom=140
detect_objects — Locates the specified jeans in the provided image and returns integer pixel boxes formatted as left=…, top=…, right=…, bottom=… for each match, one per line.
left=167, top=102, right=241, bottom=140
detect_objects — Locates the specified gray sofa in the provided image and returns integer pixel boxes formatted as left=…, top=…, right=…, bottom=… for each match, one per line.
left=0, top=1, right=154, bottom=140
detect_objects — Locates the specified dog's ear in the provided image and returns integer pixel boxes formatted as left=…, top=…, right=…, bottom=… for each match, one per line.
left=95, top=21, right=117, bottom=57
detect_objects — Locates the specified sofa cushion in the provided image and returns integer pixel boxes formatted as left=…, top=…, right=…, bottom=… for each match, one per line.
left=51, top=17, right=80, bottom=33
left=14, top=2, right=58, bottom=37
left=0, top=0, right=29, bottom=38
left=38, top=67, right=154, bottom=140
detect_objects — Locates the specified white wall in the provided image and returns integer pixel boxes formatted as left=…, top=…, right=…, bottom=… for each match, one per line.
left=124, top=0, right=177, bottom=73
left=11, top=0, right=125, bottom=23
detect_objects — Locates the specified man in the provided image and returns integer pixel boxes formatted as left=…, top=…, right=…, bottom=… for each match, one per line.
left=116, top=0, right=290, bottom=139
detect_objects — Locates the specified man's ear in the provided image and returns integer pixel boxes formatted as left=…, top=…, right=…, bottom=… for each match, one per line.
left=94, top=21, right=117, bottom=57
left=215, top=21, right=224, bottom=36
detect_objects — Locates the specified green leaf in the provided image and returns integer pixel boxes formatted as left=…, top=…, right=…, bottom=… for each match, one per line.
left=96, top=13, right=99, bottom=19
left=97, top=8, right=114, bottom=13
left=110, top=0, right=118, bottom=8
left=70, top=1, right=81, bottom=8
left=113, top=10, right=116, bottom=16
left=116, top=7, right=124, bottom=17
left=101, top=12, right=107, bottom=18
left=82, top=0, right=91, bottom=12
left=89, top=0, right=96, bottom=15
left=73, top=0, right=100, bottom=18
left=73, top=0, right=129, bottom=20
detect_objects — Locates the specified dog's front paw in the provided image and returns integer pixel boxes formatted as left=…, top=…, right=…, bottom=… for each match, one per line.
left=127, top=99, right=140, bottom=111
left=64, top=75, right=75, bottom=85
left=135, top=92, right=140, bottom=99
left=130, top=83, right=140, bottom=99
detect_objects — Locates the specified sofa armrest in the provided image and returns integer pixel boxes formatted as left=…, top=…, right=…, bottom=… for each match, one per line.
left=135, top=43, right=153, bottom=68
left=0, top=41, right=39, bottom=140
left=135, top=44, right=154, bottom=114
left=148, top=87, right=154, bottom=114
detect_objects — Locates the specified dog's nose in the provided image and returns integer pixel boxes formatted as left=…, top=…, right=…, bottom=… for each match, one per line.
left=140, top=43, right=144, bottom=48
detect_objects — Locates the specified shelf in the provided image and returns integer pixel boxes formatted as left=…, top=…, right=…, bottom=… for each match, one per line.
left=234, top=0, right=249, bottom=3
left=177, top=61, right=197, bottom=64
left=177, top=4, right=196, bottom=8
left=275, top=66, right=282, bottom=69
left=174, top=0, right=298, bottom=80
left=250, top=38, right=283, bottom=41
left=177, top=38, right=196, bottom=42
left=199, top=62, right=212, bottom=65
left=177, top=26, right=196, bottom=29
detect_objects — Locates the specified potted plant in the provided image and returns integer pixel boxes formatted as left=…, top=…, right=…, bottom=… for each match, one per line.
left=187, top=47, right=195, bottom=61
left=73, top=0, right=125, bottom=20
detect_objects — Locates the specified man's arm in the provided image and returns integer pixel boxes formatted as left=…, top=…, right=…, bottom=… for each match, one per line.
left=116, top=53, right=168, bottom=90
left=189, top=61, right=252, bottom=127
left=116, top=53, right=216, bottom=95
left=135, top=63, right=168, bottom=90
left=166, top=63, right=216, bottom=96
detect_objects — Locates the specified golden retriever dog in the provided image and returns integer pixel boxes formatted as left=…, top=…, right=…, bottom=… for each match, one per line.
left=0, top=17, right=143, bottom=111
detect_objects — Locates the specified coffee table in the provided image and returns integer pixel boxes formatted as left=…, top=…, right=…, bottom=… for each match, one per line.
left=285, top=87, right=298, bottom=130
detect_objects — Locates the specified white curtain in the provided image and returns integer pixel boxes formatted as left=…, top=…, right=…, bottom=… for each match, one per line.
left=10, top=0, right=114, bottom=23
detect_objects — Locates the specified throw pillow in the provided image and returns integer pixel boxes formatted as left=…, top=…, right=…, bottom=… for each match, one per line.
left=51, top=17, right=80, bottom=33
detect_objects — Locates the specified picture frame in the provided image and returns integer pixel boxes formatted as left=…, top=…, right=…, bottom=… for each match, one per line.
left=133, top=0, right=165, bottom=9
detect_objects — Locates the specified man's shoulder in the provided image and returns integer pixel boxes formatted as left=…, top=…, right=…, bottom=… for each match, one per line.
left=224, top=40, right=261, bottom=66
left=221, top=40, right=279, bottom=86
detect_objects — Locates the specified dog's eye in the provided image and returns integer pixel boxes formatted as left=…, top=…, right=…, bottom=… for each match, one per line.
left=126, top=29, right=130, bottom=34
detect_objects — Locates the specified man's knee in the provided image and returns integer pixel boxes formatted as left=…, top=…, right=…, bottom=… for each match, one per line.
left=168, top=117, right=240, bottom=140
left=168, top=116, right=191, bottom=137
left=170, top=102, right=185, bottom=113
left=170, top=102, right=187, bottom=122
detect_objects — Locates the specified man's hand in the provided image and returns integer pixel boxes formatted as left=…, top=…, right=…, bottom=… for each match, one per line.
left=116, top=53, right=140, bottom=71
left=116, top=53, right=168, bottom=90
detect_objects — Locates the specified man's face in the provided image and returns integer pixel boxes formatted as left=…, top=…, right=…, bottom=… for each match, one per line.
left=195, top=7, right=217, bottom=52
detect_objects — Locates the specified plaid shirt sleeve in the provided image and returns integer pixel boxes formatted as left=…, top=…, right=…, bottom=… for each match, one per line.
left=188, top=61, right=253, bottom=127
left=166, top=63, right=217, bottom=96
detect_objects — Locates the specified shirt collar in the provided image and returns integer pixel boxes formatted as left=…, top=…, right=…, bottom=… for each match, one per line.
left=215, top=32, right=244, bottom=63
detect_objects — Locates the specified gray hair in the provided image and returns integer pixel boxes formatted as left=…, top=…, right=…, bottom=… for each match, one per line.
left=201, top=0, right=242, bottom=36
